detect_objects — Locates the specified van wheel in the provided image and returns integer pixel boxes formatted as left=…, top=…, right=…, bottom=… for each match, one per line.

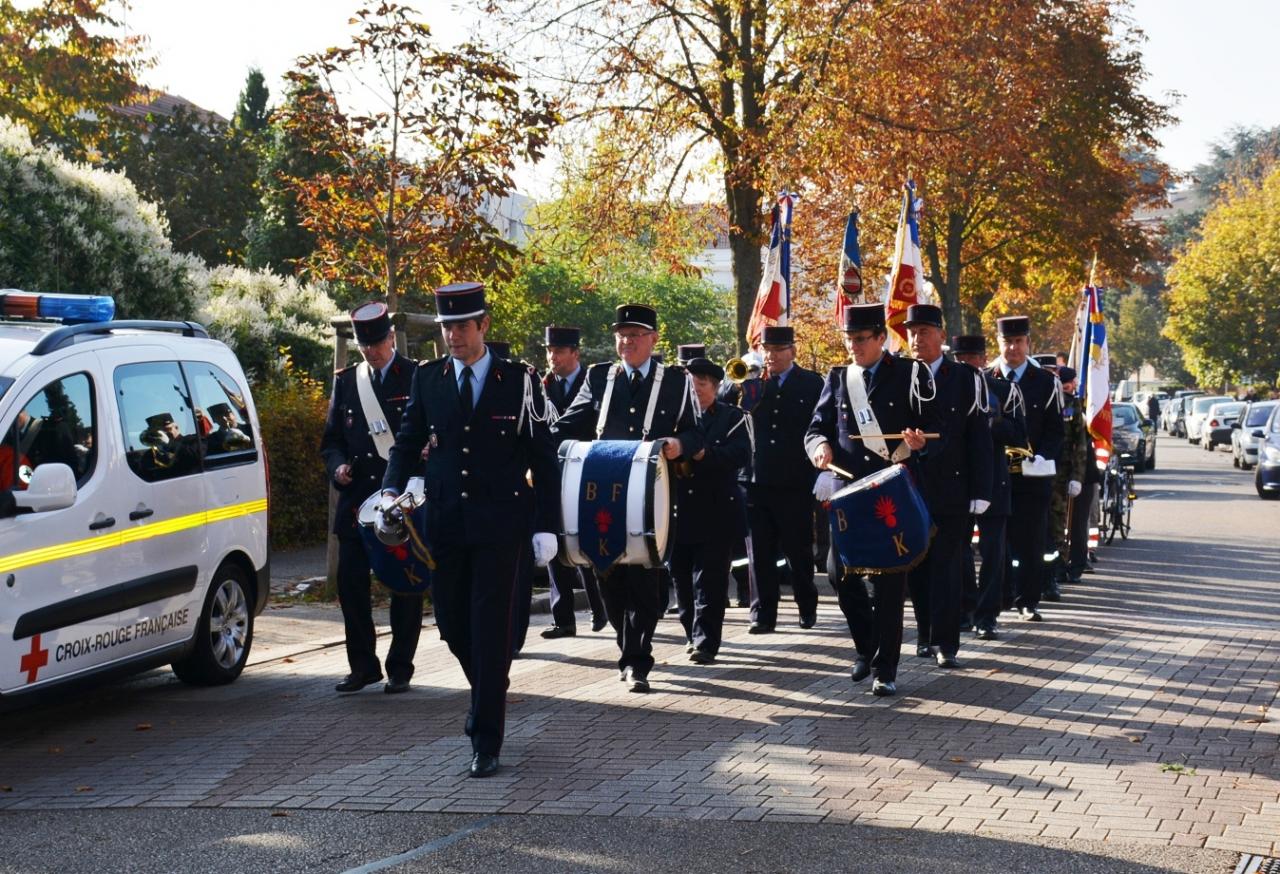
left=172, top=565, right=253, bottom=685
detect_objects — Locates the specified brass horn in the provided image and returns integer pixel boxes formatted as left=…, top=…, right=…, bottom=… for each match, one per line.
left=725, top=357, right=750, bottom=383
left=1005, top=446, right=1034, bottom=475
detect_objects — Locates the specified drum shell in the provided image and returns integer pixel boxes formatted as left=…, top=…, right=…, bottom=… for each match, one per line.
left=558, top=439, right=673, bottom=569
left=828, top=464, right=934, bottom=575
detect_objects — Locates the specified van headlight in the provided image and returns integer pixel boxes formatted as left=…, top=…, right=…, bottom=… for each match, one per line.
left=1266, top=445, right=1280, bottom=464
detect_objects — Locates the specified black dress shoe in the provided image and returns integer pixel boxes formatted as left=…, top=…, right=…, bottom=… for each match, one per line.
left=916, top=645, right=932, bottom=658
left=850, top=659, right=871, bottom=682
left=540, top=625, right=576, bottom=639
left=629, top=674, right=651, bottom=693
left=592, top=616, right=609, bottom=632
left=798, top=613, right=817, bottom=630
left=748, top=623, right=775, bottom=635
left=689, top=650, right=716, bottom=665
left=1019, top=607, right=1043, bottom=622
left=335, top=671, right=382, bottom=693
left=735, top=600, right=750, bottom=608
left=935, top=652, right=959, bottom=669
left=872, top=679, right=897, bottom=696
left=469, top=752, right=500, bottom=778
left=384, top=677, right=411, bottom=694
left=1042, top=585, right=1062, bottom=603
left=975, top=626, right=998, bottom=641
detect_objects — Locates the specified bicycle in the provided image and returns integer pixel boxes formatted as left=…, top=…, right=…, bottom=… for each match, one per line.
left=1100, top=461, right=1135, bottom=543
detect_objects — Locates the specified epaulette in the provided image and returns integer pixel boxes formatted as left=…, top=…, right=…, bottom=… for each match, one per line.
left=335, top=362, right=357, bottom=375
left=417, top=356, right=448, bottom=370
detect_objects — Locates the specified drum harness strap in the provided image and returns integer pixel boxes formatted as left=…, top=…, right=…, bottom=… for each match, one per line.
left=596, top=362, right=673, bottom=441
left=356, top=361, right=395, bottom=461
left=846, top=361, right=935, bottom=463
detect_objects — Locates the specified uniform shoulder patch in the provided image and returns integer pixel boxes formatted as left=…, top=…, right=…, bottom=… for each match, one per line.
left=418, top=356, right=447, bottom=370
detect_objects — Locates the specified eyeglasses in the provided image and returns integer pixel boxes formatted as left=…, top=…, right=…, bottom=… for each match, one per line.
left=616, top=332, right=654, bottom=343
left=845, top=333, right=880, bottom=346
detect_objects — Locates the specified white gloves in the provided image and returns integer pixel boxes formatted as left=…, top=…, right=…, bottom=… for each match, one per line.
left=1068, top=480, right=1082, bottom=498
left=813, top=471, right=837, bottom=503
left=378, top=490, right=399, bottom=513
left=969, top=499, right=990, bottom=515
left=374, top=491, right=402, bottom=543
left=1021, top=454, right=1057, bottom=477
left=532, top=532, right=558, bottom=567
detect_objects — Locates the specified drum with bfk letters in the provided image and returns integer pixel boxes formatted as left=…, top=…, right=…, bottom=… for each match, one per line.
left=828, top=463, right=934, bottom=575
left=558, top=439, right=673, bottom=570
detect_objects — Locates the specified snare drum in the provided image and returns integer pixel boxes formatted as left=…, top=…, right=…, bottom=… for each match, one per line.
left=558, top=440, right=673, bottom=570
left=828, top=464, right=934, bottom=575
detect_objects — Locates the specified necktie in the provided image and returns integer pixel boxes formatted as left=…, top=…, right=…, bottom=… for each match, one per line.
left=459, top=366, right=473, bottom=418
left=862, top=369, right=873, bottom=390
left=629, top=369, right=643, bottom=394
left=373, top=368, right=382, bottom=389
left=1007, top=368, right=1017, bottom=382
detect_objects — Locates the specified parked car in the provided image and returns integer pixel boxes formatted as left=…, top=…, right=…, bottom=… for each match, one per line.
left=1, top=291, right=269, bottom=698
left=1254, top=404, right=1280, bottom=500
left=1112, top=402, right=1156, bottom=471
left=1185, top=395, right=1231, bottom=443
left=1166, top=390, right=1205, bottom=435
left=1232, top=401, right=1278, bottom=470
left=1201, top=401, right=1245, bottom=450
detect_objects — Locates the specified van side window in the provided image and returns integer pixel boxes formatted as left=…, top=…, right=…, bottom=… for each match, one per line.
left=184, top=362, right=256, bottom=467
left=1, top=372, right=97, bottom=491
left=114, top=362, right=203, bottom=482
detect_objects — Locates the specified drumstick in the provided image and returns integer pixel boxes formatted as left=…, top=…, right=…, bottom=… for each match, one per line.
left=844, top=432, right=941, bottom=440
left=827, top=464, right=857, bottom=480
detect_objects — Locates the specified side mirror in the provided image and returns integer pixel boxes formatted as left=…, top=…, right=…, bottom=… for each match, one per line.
left=1253, top=429, right=1266, bottom=439
left=1231, top=421, right=1241, bottom=429
left=12, top=463, right=77, bottom=513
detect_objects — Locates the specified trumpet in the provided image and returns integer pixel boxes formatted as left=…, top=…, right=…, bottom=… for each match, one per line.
left=1005, top=446, right=1034, bottom=475
left=725, top=357, right=750, bottom=383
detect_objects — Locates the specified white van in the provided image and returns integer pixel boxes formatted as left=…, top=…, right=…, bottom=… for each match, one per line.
left=0, top=291, right=269, bottom=697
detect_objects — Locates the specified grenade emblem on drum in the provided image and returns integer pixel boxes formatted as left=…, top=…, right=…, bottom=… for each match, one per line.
left=874, top=495, right=898, bottom=528
left=594, top=508, right=613, bottom=534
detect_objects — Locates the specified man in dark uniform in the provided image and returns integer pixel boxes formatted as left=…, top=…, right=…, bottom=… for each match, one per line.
left=379, top=282, right=559, bottom=778
left=953, top=335, right=1026, bottom=640
left=989, top=316, right=1065, bottom=622
left=744, top=325, right=824, bottom=633
left=806, top=304, right=938, bottom=696
left=672, top=357, right=753, bottom=663
left=551, top=303, right=705, bottom=693
left=540, top=325, right=607, bottom=638
left=904, top=305, right=992, bottom=668
left=320, top=302, right=423, bottom=694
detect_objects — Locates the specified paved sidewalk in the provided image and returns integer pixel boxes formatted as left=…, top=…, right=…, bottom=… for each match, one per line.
left=1, top=442, right=1277, bottom=866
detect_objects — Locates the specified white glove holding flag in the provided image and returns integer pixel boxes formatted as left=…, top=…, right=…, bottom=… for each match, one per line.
left=969, top=499, right=990, bottom=515
left=1068, top=480, right=1082, bottom=498
left=813, top=471, right=837, bottom=503
left=532, top=532, right=558, bottom=567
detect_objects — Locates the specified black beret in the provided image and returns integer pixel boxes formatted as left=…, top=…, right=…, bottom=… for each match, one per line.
left=684, top=357, right=724, bottom=381
left=1057, top=366, right=1077, bottom=383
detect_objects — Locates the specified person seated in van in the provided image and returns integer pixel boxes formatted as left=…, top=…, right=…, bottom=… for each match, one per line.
left=73, top=428, right=94, bottom=477
left=137, top=412, right=202, bottom=476
left=205, top=402, right=252, bottom=453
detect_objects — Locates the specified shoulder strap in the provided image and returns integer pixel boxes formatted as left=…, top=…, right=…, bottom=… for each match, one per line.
left=641, top=363, right=666, bottom=439
left=355, top=362, right=395, bottom=461
left=595, top=364, right=620, bottom=439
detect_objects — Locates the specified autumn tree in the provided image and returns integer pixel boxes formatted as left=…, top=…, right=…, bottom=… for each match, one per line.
left=1165, top=165, right=1280, bottom=388
left=280, top=2, right=558, bottom=320
left=0, top=0, right=147, bottom=157
left=1108, top=287, right=1167, bottom=384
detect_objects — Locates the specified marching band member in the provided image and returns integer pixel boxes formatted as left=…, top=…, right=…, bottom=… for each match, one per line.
left=904, top=305, right=992, bottom=669
left=743, top=326, right=825, bottom=633
left=551, top=304, right=705, bottom=694
left=672, top=357, right=753, bottom=663
left=380, top=282, right=559, bottom=778
left=320, top=302, right=423, bottom=696
left=988, top=316, right=1065, bottom=622
left=805, top=304, right=938, bottom=696
left=540, top=326, right=607, bottom=638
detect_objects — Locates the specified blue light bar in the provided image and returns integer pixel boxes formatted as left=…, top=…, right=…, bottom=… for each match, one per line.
left=0, top=291, right=116, bottom=324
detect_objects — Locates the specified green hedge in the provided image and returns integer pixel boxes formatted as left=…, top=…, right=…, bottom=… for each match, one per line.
left=255, top=354, right=331, bottom=549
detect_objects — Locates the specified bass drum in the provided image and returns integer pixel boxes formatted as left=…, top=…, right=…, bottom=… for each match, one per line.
left=558, top=439, right=673, bottom=569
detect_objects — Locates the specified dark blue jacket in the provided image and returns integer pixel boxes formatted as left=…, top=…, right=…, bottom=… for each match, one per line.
left=805, top=352, right=939, bottom=482
left=382, top=355, right=559, bottom=545
left=981, top=373, right=1026, bottom=516
left=744, top=364, right=824, bottom=490
left=551, top=359, right=705, bottom=458
left=988, top=362, right=1065, bottom=498
left=675, top=401, right=752, bottom=544
left=320, top=352, right=416, bottom=539
left=544, top=367, right=587, bottom=416
left=922, top=357, right=993, bottom=516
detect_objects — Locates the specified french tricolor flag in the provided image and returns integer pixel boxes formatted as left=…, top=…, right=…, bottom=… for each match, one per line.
left=747, top=192, right=794, bottom=347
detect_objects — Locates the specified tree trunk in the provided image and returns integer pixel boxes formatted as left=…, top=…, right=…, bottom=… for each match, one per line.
left=727, top=177, right=764, bottom=352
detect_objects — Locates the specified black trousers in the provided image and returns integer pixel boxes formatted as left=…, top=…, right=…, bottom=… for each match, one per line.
left=336, top=536, right=423, bottom=680
left=1007, top=488, right=1050, bottom=611
left=599, top=564, right=661, bottom=677
left=430, top=535, right=523, bottom=756
left=747, top=485, right=819, bottom=627
left=547, top=561, right=605, bottom=631
left=907, top=513, right=970, bottom=656
left=671, top=539, right=732, bottom=656
left=510, top=544, right=534, bottom=656
left=833, top=556, right=906, bottom=682
left=1068, top=483, right=1097, bottom=577
left=970, top=513, right=1009, bottom=629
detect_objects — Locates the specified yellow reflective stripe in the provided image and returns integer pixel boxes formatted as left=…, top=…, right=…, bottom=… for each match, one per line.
left=0, top=498, right=267, bottom=574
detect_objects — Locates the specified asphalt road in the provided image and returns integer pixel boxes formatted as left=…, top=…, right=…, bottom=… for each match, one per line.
left=0, top=435, right=1273, bottom=873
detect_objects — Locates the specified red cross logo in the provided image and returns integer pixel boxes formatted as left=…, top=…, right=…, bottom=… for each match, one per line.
left=20, top=634, right=48, bottom=684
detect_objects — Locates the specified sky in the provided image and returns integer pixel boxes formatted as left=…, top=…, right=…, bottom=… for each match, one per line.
left=122, top=0, right=1280, bottom=193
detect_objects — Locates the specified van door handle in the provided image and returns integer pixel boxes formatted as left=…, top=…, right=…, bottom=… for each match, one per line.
left=129, top=508, right=155, bottom=521
left=89, top=515, right=116, bottom=531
